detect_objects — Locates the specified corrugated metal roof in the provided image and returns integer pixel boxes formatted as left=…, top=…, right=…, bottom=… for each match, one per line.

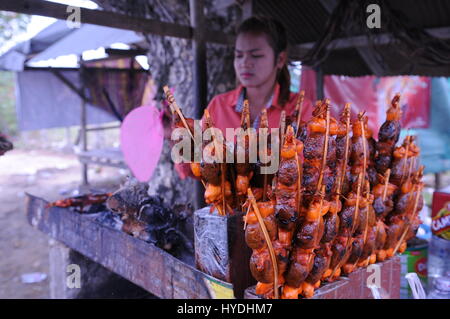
left=251, top=0, right=450, bottom=76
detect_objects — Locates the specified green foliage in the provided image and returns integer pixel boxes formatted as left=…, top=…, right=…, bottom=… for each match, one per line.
left=0, top=71, right=17, bottom=135
left=0, top=12, right=30, bottom=136
left=0, top=12, right=30, bottom=44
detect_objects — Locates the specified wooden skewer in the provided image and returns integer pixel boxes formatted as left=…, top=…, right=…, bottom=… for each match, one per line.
left=260, top=109, right=269, bottom=202
left=359, top=113, right=367, bottom=182
left=400, top=136, right=410, bottom=185
left=382, top=169, right=391, bottom=201
left=221, top=163, right=226, bottom=216
left=248, top=188, right=279, bottom=299
left=163, top=86, right=194, bottom=140
left=204, top=109, right=228, bottom=216
left=295, top=152, right=302, bottom=215
left=351, top=173, right=363, bottom=236
left=392, top=184, right=423, bottom=255
left=330, top=172, right=363, bottom=279
left=243, top=202, right=251, bottom=230
left=242, top=99, right=251, bottom=129
left=164, top=86, right=219, bottom=213
left=407, top=156, right=416, bottom=182
left=339, top=103, right=351, bottom=195
left=279, top=111, right=286, bottom=148
left=295, top=90, right=305, bottom=137
left=354, top=181, right=371, bottom=267
left=317, top=100, right=330, bottom=192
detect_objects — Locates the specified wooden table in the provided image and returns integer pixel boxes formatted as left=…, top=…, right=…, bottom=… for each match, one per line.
left=26, top=194, right=233, bottom=299
left=26, top=193, right=401, bottom=299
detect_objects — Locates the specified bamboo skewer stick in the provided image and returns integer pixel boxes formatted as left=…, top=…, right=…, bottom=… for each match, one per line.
left=392, top=184, right=423, bottom=255
left=295, top=152, right=302, bottom=215
left=338, top=103, right=351, bottom=197
left=354, top=181, right=371, bottom=268
left=382, top=169, right=391, bottom=201
left=204, top=109, right=227, bottom=216
left=341, top=103, right=351, bottom=190
left=260, top=109, right=269, bottom=202
left=279, top=111, right=286, bottom=148
left=295, top=90, right=305, bottom=137
left=243, top=202, right=251, bottom=230
left=221, top=163, right=226, bottom=216
left=248, top=188, right=279, bottom=299
left=360, top=113, right=367, bottom=182
left=400, top=136, right=411, bottom=185
left=163, top=86, right=213, bottom=204
left=163, top=86, right=194, bottom=140
left=330, top=172, right=363, bottom=278
left=317, top=100, right=330, bottom=192
left=242, top=99, right=251, bottom=129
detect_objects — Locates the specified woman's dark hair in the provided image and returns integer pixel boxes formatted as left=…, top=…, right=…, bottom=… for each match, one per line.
left=236, top=16, right=290, bottom=106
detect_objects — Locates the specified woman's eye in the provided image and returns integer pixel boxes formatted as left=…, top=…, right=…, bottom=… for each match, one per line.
left=252, top=55, right=263, bottom=58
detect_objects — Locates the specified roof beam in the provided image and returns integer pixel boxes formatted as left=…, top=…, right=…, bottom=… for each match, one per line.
left=292, top=27, right=450, bottom=52
left=0, top=0, right=235, bottom=45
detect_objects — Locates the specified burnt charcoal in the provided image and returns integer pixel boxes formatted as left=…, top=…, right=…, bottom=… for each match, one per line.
left=106, top=177, right=149, bottom=216
left=86, top=203, right=107, bottom=214
left=95, top=211, right=123, bottom=230
left=139, top=198, right=194, bottom=258
left=106, top=178, right=194, bottom=261
left=0, top=134, right=13, bottom=155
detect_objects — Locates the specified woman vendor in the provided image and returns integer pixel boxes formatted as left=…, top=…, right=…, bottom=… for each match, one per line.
left=205, top=16, right=312, bottom=134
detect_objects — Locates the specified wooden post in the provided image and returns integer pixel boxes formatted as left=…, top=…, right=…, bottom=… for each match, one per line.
left=316, top=65, right=324, bottom=100
left=190, top=0, right=208, bottom=210
left=435, top=172, right=441, bottom=190
left=48, top=240, right=154, bottom=299
left=242, top=0, right=253, bottom=19
left=79, top=57, right=88, bottom=186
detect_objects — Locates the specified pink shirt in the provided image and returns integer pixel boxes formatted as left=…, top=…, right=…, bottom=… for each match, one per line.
left=203, top=83, right=313, bottom=138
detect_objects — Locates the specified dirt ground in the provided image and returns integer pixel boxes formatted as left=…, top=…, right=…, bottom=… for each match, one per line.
left=0, top=149, right=126, bottom=299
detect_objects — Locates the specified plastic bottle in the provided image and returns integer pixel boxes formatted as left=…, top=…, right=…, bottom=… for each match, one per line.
left=427, top=275, right=450, bottom=299
left=427, top=235, right=450, bottom=291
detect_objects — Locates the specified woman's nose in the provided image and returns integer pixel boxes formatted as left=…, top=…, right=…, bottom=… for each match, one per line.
left=242, top=54, right=253, bottom=68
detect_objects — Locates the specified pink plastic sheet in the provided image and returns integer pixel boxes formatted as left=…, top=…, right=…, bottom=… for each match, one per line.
left=300, top=68, right=430, bottom=137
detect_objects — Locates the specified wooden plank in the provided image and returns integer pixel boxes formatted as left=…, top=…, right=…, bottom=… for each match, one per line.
left=26, top=193, right=232, bottom=299
left=52, top=70, right=89, bottom=103
left=292, top=27, right=450, bottom=56
left=0, top=0, right=234, bottom=45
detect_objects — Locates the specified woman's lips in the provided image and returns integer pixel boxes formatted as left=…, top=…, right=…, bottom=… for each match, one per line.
left=241, top=73, right=254, bottom=79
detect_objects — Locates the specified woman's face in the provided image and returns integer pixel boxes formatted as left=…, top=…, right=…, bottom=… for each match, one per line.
left=234, top=32, right=285, bottom=89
